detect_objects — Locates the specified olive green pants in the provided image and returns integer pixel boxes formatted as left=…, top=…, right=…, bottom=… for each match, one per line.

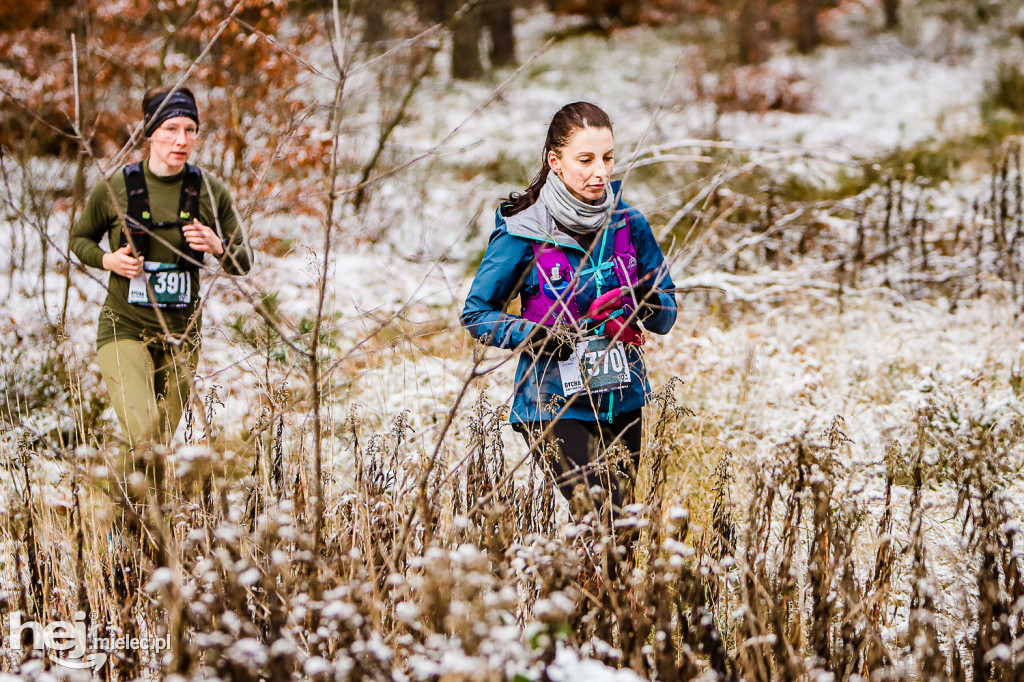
left=98, top=339, right=195, bottom=560
left=97, top=339, right=196, bottom=449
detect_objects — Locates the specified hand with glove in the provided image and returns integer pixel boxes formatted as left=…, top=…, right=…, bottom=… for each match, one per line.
left=626, top=282, right=660, bottom=321
left=585, top=288, right=645, bottom=346
left=526, top=324, right=577, bottom=361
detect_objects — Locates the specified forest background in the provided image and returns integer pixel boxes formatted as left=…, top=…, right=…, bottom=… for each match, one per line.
left=3, top=0, right=1024, bottom=680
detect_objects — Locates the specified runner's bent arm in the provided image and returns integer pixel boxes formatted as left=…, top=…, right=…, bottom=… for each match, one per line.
left=206, top=176, right=253, bottom=276
left=70, top=183, right=117, bottom=270
left=461, top=225, right=539, bottom=350
left=628, top=210, right=677, bottom=335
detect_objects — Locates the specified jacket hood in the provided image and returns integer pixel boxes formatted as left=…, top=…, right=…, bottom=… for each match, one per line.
left=503, top=200, right=581, bottom=248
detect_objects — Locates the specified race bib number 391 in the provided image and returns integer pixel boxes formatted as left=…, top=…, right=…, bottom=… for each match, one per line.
left=128, top=262, right=191, bottom=308
left=558, top=336, right=632, bottom=396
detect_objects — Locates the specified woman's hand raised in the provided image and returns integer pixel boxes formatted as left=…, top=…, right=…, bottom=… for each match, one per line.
left=183, top=219, right=225, bottom=256
left=102, top=245, right=144, bottom=278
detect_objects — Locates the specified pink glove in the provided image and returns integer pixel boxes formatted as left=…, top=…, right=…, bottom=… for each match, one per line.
left=586, top=288, right=625, bottom=322
left=586, top=287, right=645, bottom=346
left=603, top=316, right=645, bottom=346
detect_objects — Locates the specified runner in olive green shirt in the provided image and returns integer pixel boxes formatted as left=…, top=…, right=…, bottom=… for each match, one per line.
left=71, top=86, right=253, bottom=453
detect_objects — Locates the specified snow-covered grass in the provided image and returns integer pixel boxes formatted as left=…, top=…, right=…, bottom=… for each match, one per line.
left=3, top=1, right=1024, bottom=679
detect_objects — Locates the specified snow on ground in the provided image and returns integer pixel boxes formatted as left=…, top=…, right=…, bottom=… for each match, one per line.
left=661, top=292, right=1022, bottom=454
left=279, top=4, right=1013, bottom=441
left=729, top=40, right=987, bottom=152
left=0, top=2, right=1014, bottom=496
left=3, top=0, right=1014, bottom=499
left=2, top=3, right=1022, bottom=671
left=643, top=285, right=1024, bottom=638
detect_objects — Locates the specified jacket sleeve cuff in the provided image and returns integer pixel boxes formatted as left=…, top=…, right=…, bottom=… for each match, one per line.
left=642, top=292, right=677, bottom=335
left=80, top=246, right=109, bottom=270
left=217, top=241, right=253, bottom=275
left=506, top=319, right=540, bottom=349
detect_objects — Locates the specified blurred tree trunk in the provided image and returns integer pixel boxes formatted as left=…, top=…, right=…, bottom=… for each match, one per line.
left=362, top=0, right=386, bottom=45
left=420, top=0, right=513, bottom=79
left=884, top=0, right=899, bottom=28
left=451, top=2, right=484, bottom=79
left=483, top=0, right=516, bottom=67
left=603, top=0, right=641, bottom=25
left=737, top=0, right=770, bottom=64
left=418, top=0, right=446, bottom=24
left=794, top=0, right=821, bottom=53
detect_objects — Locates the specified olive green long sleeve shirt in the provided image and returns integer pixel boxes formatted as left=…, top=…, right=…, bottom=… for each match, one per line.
left=70, top=160, right=253, bottom=349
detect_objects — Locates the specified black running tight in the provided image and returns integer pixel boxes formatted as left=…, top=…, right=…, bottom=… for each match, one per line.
left=515, top=409, right=643, bottom=519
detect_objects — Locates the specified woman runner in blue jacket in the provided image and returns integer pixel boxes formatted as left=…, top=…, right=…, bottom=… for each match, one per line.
left=461, top=102, right=677, bottom=524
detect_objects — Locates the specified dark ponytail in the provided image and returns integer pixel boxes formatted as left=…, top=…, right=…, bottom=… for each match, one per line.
left=502, top=101, right=613, bottom=216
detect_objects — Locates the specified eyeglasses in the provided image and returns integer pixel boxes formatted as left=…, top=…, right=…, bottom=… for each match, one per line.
left=150, top=124, right=199, bottom=142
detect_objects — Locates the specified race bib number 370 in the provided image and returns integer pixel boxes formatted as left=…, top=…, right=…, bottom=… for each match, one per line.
left=128, top=262, right=191, bottom=308
left=558, top=336, right=632, bottom=396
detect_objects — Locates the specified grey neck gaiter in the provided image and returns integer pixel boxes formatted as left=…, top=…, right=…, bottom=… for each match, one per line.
left=539, top=171, right=613, bottom=237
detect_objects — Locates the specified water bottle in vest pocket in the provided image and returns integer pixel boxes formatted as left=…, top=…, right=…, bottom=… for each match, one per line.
left=521, top=244, right=580, bottom=325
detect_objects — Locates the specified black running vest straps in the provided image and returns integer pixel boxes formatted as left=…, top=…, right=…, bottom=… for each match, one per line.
left=120, top=162, right=205, bottom=270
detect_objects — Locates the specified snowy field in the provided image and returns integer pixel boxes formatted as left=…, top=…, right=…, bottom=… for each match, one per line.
left=3, top=2, right=1024, bottom=678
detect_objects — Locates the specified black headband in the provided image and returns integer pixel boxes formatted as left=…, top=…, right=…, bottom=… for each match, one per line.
left=143, top=90, right=200, bottom=138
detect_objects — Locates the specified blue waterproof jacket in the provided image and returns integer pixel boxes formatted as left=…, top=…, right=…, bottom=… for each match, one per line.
left=461, top=182, right=677, bottom=423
